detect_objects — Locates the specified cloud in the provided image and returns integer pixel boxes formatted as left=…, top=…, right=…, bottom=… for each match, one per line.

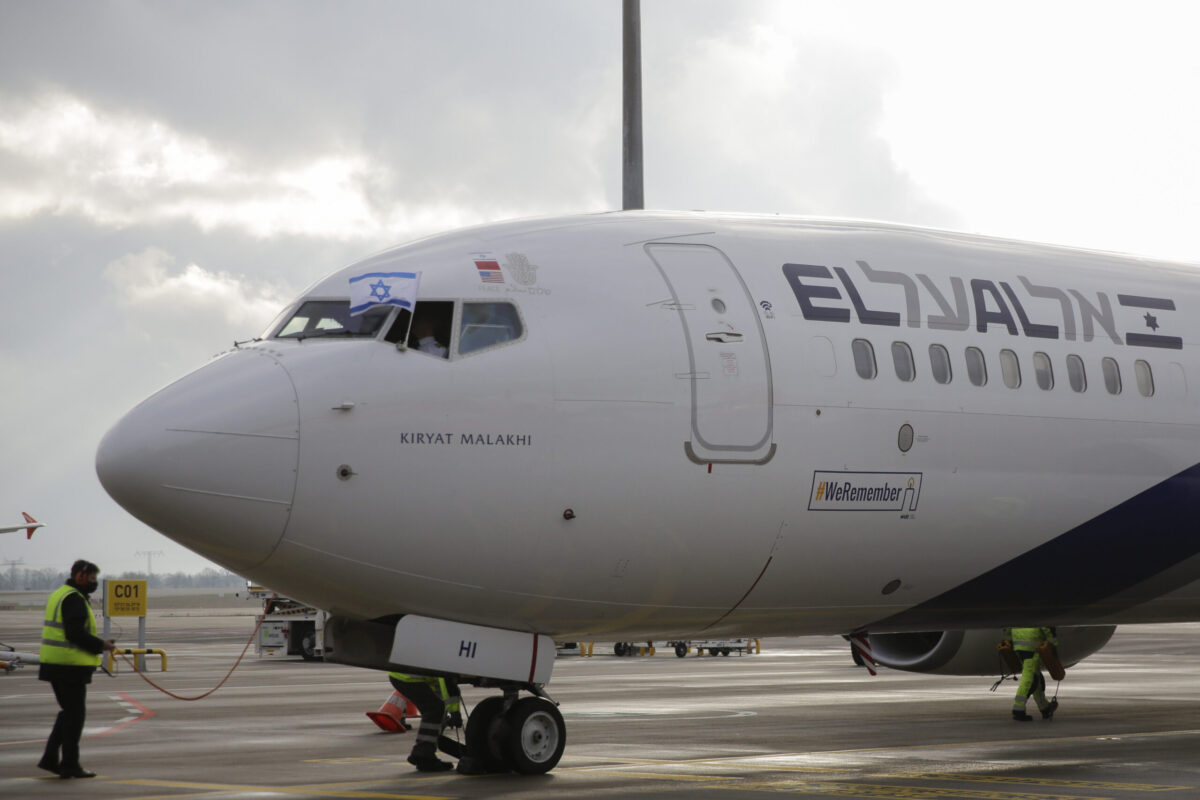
left=642, top=14, right=957, bottom=227
left=0, top=93, right=511, bottom=241
left=103, top=247, right=291, bottom=332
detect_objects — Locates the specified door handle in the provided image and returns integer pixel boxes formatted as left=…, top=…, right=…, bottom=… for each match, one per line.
left=705, top=332, right=743, bottom=343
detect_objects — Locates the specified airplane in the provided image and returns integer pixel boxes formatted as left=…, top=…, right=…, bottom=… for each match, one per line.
left=0, top=512, right=43, bottom=539
left=94, top=209, right=1200, bottom=773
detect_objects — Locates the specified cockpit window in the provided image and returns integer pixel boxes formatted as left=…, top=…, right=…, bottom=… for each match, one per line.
left=274, top=300, right=391, bottom=339
left=383, top=301, right=454, bottom=358
left=459, top=302, right=523, bottom=355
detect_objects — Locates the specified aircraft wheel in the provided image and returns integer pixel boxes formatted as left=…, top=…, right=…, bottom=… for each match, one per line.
left=464, top=697, right=511, bottom=773
left=504, top=697, right=566, bottom=775
left=674, top=643, right=687, bottom=658
left=300, top=633, right=321, bottom=661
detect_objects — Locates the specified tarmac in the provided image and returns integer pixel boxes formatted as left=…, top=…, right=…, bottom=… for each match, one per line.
left=2, top=601, right=1199, bottom=799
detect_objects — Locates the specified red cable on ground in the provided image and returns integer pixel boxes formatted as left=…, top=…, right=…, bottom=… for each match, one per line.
left=116, top=598, right=271, bottom=702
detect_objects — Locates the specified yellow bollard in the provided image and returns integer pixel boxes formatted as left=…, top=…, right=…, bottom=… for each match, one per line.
left=106, top=648, right=168, bottom=673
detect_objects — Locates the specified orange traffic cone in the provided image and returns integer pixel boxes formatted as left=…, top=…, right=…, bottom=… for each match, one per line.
left=366, top=691, right=421, bottom=732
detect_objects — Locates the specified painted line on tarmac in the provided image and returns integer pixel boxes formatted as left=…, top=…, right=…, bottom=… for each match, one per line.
left=801, top=727, right=1200, bottom=756
left=562, top=767, right=1123, bottom=800
left=2, top=692, right=159, bottom=746
left=907, top=773, right=1190, bottom=792
left=111, top=778, right=450, bottom=799
left=564, top=709, right=757, bottom=721
left=584, top=726, right=1200, bottom=765
left=569, top=760, right=1173, bottom=798
left=91, top=692, right=158, bottom=737
left=707, top=780, right=1111, bottom=799
left=564, top=770, right=742, bottom=783
left=565, top=753, right=1193, bottom=799
left=567, top=755, right=849, bottom=774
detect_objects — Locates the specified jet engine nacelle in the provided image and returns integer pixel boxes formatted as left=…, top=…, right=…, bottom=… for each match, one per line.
left=866, top=625, right=1117, bottom=675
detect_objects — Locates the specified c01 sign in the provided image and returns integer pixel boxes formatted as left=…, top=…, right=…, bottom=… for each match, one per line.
left=105, top=579, right=147, bottom=617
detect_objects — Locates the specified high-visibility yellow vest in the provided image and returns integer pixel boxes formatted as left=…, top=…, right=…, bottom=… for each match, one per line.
left=40, top=585, right=100, bottom=667
left=388, top=671, right=461, bottom=712
left=1007, top=626, right=1056, bottom=653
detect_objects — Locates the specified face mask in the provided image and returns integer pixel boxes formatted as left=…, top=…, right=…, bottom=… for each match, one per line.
left=83, top=579, right=99, bottom=594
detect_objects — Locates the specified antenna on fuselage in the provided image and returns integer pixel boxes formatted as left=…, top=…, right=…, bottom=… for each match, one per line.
left=622, top=0, right=644, bottom=210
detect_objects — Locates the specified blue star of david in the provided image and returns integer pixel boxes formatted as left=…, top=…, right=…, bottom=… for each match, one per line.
left=369, top=279, right=392, bottom=301
left=1145, top=312, right=1159, bottom=331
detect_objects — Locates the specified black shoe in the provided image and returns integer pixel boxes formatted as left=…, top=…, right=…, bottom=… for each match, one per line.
left=1012, top=710, right=1033, bottom=722
left=58, top=765, right=97, bottom=779
left=1041, top=699, right=1058, bottom=720
left=456, top=755, right=488, bottom=775
left=407, top=753, right=454, bottom=772
left=36, top=757, right=59, bottom=775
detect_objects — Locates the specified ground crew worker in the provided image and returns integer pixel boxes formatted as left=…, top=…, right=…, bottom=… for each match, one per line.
left=1006, top=626, right=1059, bottom=721
left=38, top=559, right=116, bottom=778
left=388, top=671, right=463, bottom=772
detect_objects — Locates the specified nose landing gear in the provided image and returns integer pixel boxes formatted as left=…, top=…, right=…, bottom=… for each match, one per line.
left=464, top=689, right=566, bottom=774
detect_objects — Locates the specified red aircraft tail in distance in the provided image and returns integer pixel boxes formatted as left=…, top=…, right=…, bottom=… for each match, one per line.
left=0, top=513, right=44, bottom=539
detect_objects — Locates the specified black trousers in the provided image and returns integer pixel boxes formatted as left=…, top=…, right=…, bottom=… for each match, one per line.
left=388, top=677, right=462, bottom=758
left=389, top=678, right=444, bottom=747
left=43, top=679, right=88, bottom=768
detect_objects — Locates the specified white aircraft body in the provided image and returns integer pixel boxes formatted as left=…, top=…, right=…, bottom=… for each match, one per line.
left=96, top=211, right=1200, bottom=772
left=0, top=513, right=42, bottom=539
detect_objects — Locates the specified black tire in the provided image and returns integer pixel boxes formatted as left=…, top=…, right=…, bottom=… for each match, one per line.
left=721, top=648, right=730, bottom=656
left=464, top=697, right=511, bottom=773
left=674, top=643, right=687, bottom=658
left=614, top=642, right=626, bottom=657
left=504, top=697, right=566, bottom=775
left=300, top=633, right=320, bottom=661
left=708, top=648, right=719, bottom=656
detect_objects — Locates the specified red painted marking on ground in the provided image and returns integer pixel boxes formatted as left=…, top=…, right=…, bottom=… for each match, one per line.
left=93, top=691, right=157, bottom=737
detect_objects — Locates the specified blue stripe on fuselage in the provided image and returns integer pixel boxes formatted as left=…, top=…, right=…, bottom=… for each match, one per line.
left=869, top=462, right=1200, bottom=630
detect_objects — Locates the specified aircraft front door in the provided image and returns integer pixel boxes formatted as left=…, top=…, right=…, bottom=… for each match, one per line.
left=647, top=243, right=774, bottom=464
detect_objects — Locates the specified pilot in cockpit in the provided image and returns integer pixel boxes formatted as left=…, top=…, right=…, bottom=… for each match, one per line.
left=406, top=304, right=452, bottom=358
left=410, top=316, right=447, bottom=357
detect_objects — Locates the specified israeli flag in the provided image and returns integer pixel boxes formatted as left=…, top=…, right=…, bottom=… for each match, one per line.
left=348, top=271, right=420, bottom=316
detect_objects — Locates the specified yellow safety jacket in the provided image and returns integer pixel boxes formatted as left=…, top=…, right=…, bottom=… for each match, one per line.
left=40, top=584, right=101, bottom=667
left=388, top=671, right=461, bottom=712
left=1006, top=626, right=1057, bottom=653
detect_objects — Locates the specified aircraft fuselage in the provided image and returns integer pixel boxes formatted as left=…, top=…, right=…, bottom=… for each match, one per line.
left=96, top=212, right=1200, bottom=640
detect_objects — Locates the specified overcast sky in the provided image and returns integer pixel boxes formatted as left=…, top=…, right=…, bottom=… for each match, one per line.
left=3, top=1, right=1200, bottom=578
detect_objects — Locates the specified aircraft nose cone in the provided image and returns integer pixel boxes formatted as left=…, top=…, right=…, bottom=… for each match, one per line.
left=97, top=349, right=299, bottom=572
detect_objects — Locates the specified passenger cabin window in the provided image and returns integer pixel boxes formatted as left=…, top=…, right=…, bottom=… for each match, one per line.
left=999, top=349, right=1021, bottom=389
left=1033, top=351, right=1054, bottom=390
left=1066, top=354, right=1087, bottom=392
left=852, top=339, right=877, bottom=379
left=929, top=344, right=951, bottom=385
left=891, top=342, right=915, bottom=382
left=1135, top=359, right=1155, bottom=397
left=275, top=300, right=391, bottom=339
left=965, top=347, right=987, bottom=386
left=1102, top=357, right=1122, bottom=395
left=459, top=302, right=523, bottom=355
